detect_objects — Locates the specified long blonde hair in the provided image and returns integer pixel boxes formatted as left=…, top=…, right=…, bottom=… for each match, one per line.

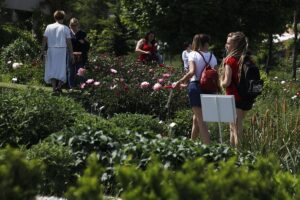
left=221, top=32, right=248, bottom=80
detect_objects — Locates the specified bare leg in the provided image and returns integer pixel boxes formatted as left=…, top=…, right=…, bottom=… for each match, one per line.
left=230, top=108, right=247, bottom=147
left=230, top=122, right=238, bottom=147
left=191, top=114, right=200, bottom=139
left=191, top=107, right=210, bottom=144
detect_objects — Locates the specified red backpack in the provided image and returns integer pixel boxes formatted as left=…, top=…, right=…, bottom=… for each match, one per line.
left=198, top=52, right=219, bottom=94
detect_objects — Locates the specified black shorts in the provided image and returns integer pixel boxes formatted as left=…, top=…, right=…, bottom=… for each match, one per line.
left=236, top=99, right=254, bottom=111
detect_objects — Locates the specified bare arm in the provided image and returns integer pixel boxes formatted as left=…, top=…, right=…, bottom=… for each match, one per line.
left=174, top=60, right=196, bottom=88
left=220, top=64, right=232, bottom=88
left=135, top=39, right=150, bottom=55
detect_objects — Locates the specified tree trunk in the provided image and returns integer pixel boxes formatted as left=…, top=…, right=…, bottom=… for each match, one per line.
left=292, top=10, right=298, bottom=80
left=265, top=32, right=273, bottom=74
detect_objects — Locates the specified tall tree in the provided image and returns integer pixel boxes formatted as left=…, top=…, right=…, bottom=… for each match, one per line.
left=71, top=0, right=111, bottom=30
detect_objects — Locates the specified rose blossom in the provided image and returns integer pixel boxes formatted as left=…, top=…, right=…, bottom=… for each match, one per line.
left=110, top=85, right=117, bottom=90
left=140, top=81, right=150, bottom=89
left=77, top=68, right=86, bottom=76
left=12, top=62, right=22, bottom=69
left=86, top=79, right=94, bottom=84
left=153, top=83, right=162, bottom=91
left=80, top=83, right=86, bottom=89
left=12, top=77, right=18, bottom=83
left=94, top=81, right=100, bottom=86
left=163, top=73, right=170, bottom=78
left=158, top=78, right=164, bottom=83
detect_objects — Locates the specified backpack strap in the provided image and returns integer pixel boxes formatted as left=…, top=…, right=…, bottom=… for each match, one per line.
left=198, top=51, right=213, bottom=78
left=198, top=51, right=212, bottom=66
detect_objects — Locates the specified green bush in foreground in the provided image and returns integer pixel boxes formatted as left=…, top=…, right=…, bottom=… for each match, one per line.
left=118, top=156, right=297, bottom=200
left=65, top=153, right=103, bottom=200
left=26, top=141, right=76, bottom=196
left=0, top=146, right=42, bottom=200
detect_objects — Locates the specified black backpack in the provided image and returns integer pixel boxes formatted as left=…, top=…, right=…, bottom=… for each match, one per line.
left=236, top=57, right=263, bottom=100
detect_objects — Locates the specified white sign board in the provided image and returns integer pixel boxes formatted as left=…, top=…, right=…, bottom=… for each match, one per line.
left=200, top=94, right=236, bottom=123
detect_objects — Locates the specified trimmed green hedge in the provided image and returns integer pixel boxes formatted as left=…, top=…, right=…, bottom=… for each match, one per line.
left=0, top=88, right=84, bottom=147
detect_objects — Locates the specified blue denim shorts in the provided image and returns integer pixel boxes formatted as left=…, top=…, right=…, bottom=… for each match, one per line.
left=188, top=81, right=203, bottom=107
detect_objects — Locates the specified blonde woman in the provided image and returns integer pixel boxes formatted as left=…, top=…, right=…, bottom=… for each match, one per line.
left=67, top=18, right=89, bottom=89
left=220, top=32, right=253, bottom=147
left=174, top=34, right=217, bottom=144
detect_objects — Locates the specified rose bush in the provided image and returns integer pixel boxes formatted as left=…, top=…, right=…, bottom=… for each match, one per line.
left=72, top=53, right=188, bottom=119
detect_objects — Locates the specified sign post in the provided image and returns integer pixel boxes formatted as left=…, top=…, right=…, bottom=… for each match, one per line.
left=200, top=94, right=236, bottom=143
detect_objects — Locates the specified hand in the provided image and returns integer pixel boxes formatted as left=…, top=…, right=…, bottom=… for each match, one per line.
left=145, top=51, right=151, bottom=55
left=172, top=81, right=180, bottom=89
left=40, top=51, right=46, bottom=60
left=79, top=39, right=84, bottom=44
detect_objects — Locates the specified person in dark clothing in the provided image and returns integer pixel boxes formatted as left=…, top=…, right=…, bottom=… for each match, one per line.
left=67, top=18, right=89, bottom=89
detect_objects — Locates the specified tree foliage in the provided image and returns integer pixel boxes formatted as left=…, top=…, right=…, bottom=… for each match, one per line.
left=120, top=0, right=294, bottom=55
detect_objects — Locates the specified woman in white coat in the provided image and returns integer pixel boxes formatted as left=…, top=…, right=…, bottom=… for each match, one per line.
left=41, top=10, right=74, bottom=93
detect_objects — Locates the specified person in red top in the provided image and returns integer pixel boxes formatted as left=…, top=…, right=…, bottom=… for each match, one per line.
left=135, top=31, right=163, bottom=64
left=220, top=32, right=252, bottom=147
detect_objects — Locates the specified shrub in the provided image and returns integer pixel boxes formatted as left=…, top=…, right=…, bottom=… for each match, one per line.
left=118, top=156, right=296, bottom=200
left=8, top=62, right=44, bottom=85
left=109, top=113, right=168, bottom=135
left=0, top=146, right=42, bottom=200
left=26, top=141, right=77, bottom=196
left=0, top=24, right=36, bottom=48
left=0, top=38, right=39, bottom=72
left=169, top=109, right=192, bottom=138
left=72, top=54, right=188, bottom=118
left=51, top=115, right=255, bottom=194
left=50, top=114, right=123, bottom=170
left=65, top=153, right=104, bottom=200
left=0, top=88, right=84, bottom=147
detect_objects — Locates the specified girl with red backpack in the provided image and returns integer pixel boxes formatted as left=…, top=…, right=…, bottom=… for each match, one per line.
left=174, top=34, right=217, bottom=144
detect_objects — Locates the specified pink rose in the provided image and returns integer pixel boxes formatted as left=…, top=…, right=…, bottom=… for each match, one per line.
left=80, top=83, right=86, bottom=89
left=163, top=73, right=171, bottom=79
left=86, top=79, right=94, bottom=84
left=153, top=83, right=162, bottom=91
left=77, top=68, right=86, bottom=76
left=94, top=81, right=100, bottom=86
left=158, top=78, right=164, bottom=83
left=140, top=81, right=150, bottom=89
